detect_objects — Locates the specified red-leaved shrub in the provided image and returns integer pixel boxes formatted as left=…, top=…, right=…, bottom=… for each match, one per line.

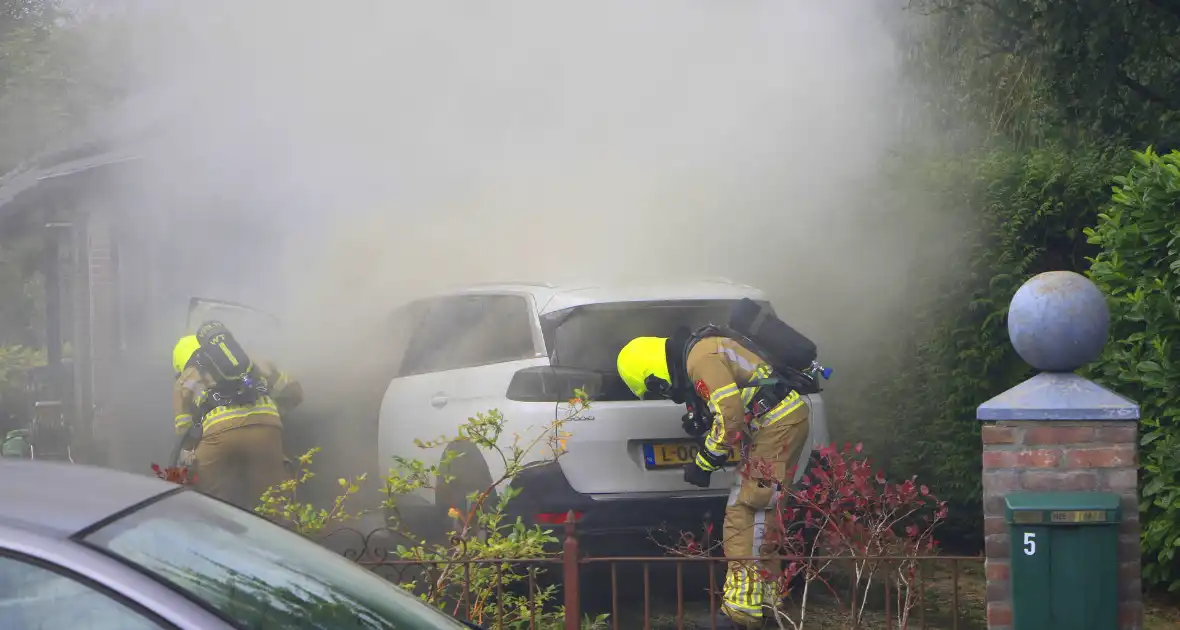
left=766, top=442, right=946, bottom=628
left=671, top=442, right=947, bottom=629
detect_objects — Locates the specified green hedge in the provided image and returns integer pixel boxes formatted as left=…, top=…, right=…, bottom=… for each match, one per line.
left=873, top=145, right=1180, bottom=589
left=856, top=141, right=1132, bottom=545
left=1086, top=148, right=1180, bottom=591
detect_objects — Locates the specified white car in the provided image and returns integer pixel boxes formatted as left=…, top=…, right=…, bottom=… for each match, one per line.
left=377, top=280, right=831, bottom=539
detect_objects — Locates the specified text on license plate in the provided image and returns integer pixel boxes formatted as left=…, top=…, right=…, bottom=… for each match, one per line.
left=642, top=442, right=740, bottom=469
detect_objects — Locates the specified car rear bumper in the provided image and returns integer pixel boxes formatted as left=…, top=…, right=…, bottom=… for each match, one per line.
left=506, top=462, right=727, bottom=542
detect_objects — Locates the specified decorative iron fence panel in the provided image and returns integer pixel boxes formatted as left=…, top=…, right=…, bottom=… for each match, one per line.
left=326, top=519, right=985, bottom=630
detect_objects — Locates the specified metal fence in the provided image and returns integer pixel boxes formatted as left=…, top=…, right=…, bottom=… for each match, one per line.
left=325, top=517, right=985, bottom=630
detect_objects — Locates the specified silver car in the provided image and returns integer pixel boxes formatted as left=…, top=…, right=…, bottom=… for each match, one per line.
left=0, top=459, right=480, bottom=629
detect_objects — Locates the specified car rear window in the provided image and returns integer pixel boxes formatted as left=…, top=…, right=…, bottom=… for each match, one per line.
left=544, top=299, right=762, bottom=374
left=83, top=491, right=470, bottom=630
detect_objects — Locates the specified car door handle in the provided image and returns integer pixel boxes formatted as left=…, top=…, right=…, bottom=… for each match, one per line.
left=430, top=393, right=448, bottom=409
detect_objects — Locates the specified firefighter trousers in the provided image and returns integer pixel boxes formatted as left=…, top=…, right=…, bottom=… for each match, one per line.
left=721, top=402, right=810, bottom=627
left=194, top=424, right=289, bottom=511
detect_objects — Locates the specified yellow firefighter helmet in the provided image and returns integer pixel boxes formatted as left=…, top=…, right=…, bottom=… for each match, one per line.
left=172, top=335, right=201, bottom=375
left=617, top=337, right=671, bottom=400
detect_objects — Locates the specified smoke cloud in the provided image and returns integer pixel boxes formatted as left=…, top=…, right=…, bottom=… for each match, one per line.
left=84, top=1, right=955, bottom=479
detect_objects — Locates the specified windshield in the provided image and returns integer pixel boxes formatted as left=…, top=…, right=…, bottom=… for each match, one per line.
left=83, top=491, right=470, bottom=630
left=544, top=299, right=769, bottom=373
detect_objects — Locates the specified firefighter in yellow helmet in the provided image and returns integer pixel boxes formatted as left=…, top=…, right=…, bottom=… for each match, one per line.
left=617, top=329, right=811, bottom=629
left=172, top=321, right=303, bottom=510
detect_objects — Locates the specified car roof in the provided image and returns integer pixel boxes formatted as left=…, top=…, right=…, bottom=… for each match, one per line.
left=410, top=279, right=767, bottom=315
left=0, top=460, right=176, bottom=538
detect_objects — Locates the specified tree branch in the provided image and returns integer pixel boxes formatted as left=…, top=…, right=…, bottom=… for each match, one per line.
left=975, top=44, right=1016, bottom=61
left=1116, top=70, right=1180, bottom=110
left=975, top=0, right=1027, bottom=29
left=1147, top=0, right=1180, bottom=21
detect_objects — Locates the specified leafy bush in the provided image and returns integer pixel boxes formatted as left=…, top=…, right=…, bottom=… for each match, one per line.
left=248, top=393, right=608, bottom=629
left=257, top=446, right=367, bottom=537
left=0, top=344, right=44, bottom=386
left=377, top=398, right=608, bottom=629
left=0, top=345, right=46, bottom=434
left=1085, top=147, right=1180, bottom=591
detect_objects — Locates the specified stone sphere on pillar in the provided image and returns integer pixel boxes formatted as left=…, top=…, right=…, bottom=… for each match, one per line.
left=1007, top=270, right=1110, bottom=372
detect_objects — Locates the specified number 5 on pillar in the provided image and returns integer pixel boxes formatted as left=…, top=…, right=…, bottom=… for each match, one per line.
left=1023, top=532, right=1036, bottom=555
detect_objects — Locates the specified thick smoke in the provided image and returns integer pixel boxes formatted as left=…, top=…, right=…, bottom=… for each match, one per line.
left=90, top=1, right=950, bottom=477
left=114, top=1, right=909, bottom=344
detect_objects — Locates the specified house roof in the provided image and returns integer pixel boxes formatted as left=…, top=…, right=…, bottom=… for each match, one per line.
left=0, top=151, right=143, bottom=211
left=0, top=96, right=167, bottom=219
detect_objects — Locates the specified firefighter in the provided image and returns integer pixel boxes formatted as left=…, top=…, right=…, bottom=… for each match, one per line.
left=172, top=324, right=303, bottom=510
left=617, top=332, right=810, bottom=629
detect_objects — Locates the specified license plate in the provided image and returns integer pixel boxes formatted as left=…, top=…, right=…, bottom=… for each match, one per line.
left=642, top=441, right=740, bottom=469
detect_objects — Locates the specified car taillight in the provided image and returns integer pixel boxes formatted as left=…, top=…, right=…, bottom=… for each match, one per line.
left=505, top=366, right=602, bottom=402
left=535, top=511, right=584, bottom=525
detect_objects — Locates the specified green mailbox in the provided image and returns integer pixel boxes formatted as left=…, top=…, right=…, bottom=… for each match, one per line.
left=1005, top=491, right=1121, bottom=629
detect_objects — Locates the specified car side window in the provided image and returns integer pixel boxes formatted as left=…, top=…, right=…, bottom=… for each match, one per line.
left=397, top=295, right=535, bottom=376
left=459, top=295, right=536, bottom=366
left=398, top=297, right=476, bottom=375
left=0, top=555, right=171, bottom=629
left=386, top=302, right=425, bottom=377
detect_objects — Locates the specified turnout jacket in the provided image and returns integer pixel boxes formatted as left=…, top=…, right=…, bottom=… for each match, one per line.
left=686, top=336, right=807, bottom=463
left=173, top=360, right=303, bottom=438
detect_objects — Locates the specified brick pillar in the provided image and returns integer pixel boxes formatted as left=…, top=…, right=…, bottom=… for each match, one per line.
left=978, top=372, right=1141, bottom=630
left=978, top=270, right=1142, bottom=630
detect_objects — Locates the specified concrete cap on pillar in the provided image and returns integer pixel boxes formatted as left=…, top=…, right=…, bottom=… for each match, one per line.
left=977, top=271, right=1139, bottom=421
left=977, top=372, right=1139, bottom=421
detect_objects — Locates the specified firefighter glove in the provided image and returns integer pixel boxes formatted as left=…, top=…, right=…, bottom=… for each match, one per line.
left=696, top=448, right=729, bottom=472
left=683, top=461, right=712, bottom=488
left=681, top=411, right=709, bottom=438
